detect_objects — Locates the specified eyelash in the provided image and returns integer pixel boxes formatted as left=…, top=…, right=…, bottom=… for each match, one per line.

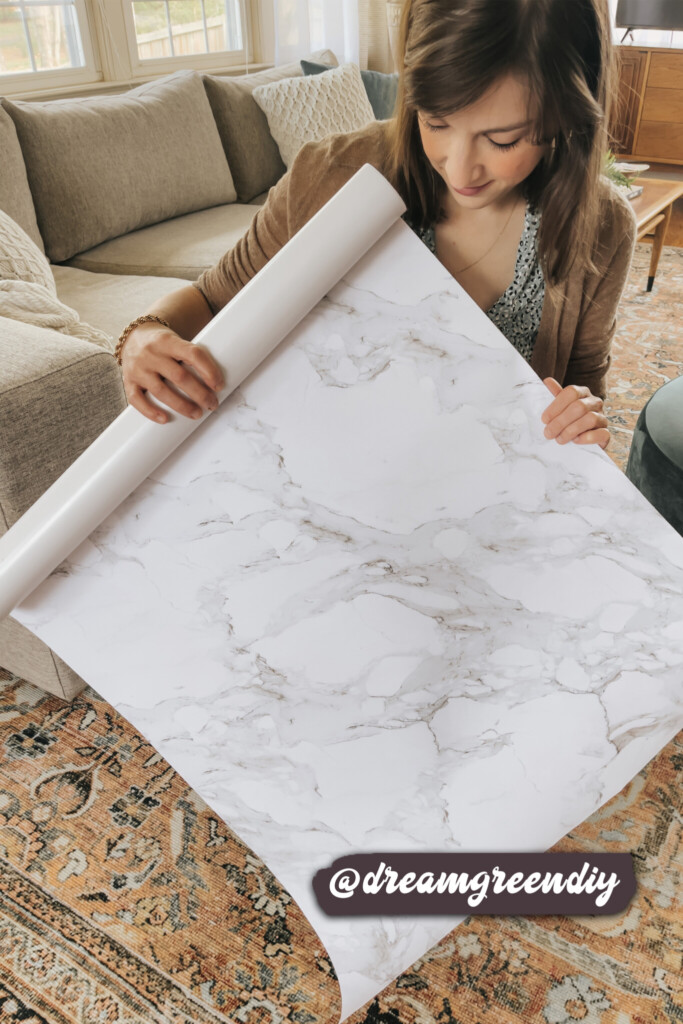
left=422, top=122, right=521, bottom=150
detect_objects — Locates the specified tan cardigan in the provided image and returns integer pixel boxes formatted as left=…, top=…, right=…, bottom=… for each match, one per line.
left=195, top=121, right=637, bottom=399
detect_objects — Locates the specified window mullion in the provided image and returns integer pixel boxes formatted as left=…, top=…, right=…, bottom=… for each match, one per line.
left=19, top=5, right=38, bottom=72
left=163, top=0, right=174, bottom=56
left=200, top=0, right=209, bottom=52
left=64, top=3, right=82, bottom=65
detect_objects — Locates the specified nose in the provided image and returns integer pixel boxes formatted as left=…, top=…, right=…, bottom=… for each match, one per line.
left=442, top=139, right=485, bottom=189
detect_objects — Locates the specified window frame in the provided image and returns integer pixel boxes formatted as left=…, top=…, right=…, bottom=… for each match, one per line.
left=121, top=0, right=255, bottom=78
left=0, top=0, right=266, bottom=98
left=0, top=0, right=101, bottom=93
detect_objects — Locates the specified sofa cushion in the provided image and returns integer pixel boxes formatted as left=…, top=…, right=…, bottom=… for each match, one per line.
left=202, top=62, right=304, bottom=203
left=0, top=208, right=112, bottom=350
left=301, top=60, right=399, bottom=120
left=0, top=208, right=53, bottom=292
left=0, top=105, right=43, bottom=251
left=2, top=72, right=236, bottom=265
left=63, top=202, right=262, bottom=281
left=0, top=317, right=126, bottom=526
left=253, top=63, right=375, bottom=169
left=52, top=266, right=196, bottom=341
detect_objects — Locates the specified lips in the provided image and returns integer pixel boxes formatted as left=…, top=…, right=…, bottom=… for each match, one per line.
left=452, top=181, right=492, bottom=196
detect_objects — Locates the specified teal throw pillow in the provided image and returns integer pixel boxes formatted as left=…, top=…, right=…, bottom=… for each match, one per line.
left=300, top=60, right=399, bottom=121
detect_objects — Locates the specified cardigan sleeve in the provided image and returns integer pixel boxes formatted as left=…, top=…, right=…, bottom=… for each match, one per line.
left=192, top=169, right=292, bottom=317
left=563, top=193, right=637, bottom=400
left=193, top=123, right=391, bottom=317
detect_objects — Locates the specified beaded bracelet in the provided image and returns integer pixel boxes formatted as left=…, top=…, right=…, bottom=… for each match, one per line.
left=115, top=313, right=171, bottom=365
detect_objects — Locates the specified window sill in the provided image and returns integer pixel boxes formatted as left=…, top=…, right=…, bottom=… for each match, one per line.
left=5, top=62, right=273, bottom=102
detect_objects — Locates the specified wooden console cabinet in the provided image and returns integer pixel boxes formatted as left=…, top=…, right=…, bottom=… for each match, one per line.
left=612, top=46, right=683, bottom=164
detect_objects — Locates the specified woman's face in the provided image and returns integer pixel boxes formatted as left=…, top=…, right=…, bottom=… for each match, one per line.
left=417, top=73, right=549, bottom=212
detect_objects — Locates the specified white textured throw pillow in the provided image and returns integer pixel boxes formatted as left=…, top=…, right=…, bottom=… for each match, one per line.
left=252, top=63, right=375, bottom=168
left=0, top=207, right=53, bottom=292
left=0, top=208, right=113, bottom=350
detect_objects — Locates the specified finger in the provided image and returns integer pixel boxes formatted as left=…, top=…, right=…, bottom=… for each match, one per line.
left=554, top=411, right=608, bottom=444
left=126, top=384, right=170, bottom=424
left=142, top=375, right=206, bottom=420
left=166, top=337, right=224, bottom=391
left=544, top=396, right=603, bottom=439
left=571, top=427, right=611, bottom=449
left=158, top=358, right=220, bottom=411
left=543, top=376, right=563, bottom=397
left=541, top=382, right=591, bottom=425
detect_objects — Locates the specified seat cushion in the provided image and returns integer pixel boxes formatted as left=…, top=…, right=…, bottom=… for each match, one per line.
left=52, top=266, right=193, bottom=341
left=62, top=203, right=262, bottom=282
left=2, top=71, right=236, bottom=264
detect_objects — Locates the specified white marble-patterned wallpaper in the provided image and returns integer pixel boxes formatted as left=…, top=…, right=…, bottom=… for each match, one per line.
left=15, top=222, right=683, bottom=1018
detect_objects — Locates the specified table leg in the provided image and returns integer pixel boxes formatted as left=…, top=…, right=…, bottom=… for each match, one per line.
left=648, top=202, right=673, bottom=292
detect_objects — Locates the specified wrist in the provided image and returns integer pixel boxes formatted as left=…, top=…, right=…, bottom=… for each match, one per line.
left=115, top=313, right=171, bottom=365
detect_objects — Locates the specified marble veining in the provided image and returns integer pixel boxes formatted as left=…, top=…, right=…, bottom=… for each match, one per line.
left=15, top=221, right=683, bottom=1019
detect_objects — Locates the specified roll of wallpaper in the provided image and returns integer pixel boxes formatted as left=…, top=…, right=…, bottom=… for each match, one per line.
left=0, top=164, right=406, bottom=621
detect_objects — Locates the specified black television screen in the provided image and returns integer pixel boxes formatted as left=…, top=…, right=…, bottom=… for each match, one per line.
left=616, top=0, right=683, bottom=30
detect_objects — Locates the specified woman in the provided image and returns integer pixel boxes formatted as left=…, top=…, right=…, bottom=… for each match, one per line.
left=118, top=0, right=636, bottom=450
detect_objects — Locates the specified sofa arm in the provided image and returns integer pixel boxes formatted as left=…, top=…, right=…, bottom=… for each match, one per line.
left=0, top=318, right=126, bottom=531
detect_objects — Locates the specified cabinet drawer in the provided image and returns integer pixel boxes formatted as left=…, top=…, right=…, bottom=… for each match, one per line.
left=648, top=52, right=683, bottom=89
left=636, top=121, right=683, bottom=160
left=642, top=87, right=683, bottom=121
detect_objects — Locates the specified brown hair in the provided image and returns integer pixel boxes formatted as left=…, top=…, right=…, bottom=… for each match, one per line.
left=388, top=0, right=615, bottom=287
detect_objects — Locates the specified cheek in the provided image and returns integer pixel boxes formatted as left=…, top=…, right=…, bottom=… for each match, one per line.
left=418, top=126, right=443, bottom=167
left=496, top=146, right=544, bottom=180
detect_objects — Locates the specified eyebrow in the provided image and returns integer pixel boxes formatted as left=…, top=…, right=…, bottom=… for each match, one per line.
left=485, top=120, right=533, bottom=134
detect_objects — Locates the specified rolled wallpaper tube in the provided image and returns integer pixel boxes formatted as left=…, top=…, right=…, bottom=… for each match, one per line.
left=0, top=164, right=406, bottom=621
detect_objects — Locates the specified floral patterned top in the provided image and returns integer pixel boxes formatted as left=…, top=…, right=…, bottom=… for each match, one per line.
left=406, top=205, right=545, bottom=364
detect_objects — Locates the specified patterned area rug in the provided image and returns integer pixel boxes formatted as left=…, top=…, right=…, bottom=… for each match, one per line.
left=605, top=243, right=683, bottom=472
left=1, top=244, right=681, bottom=1024
left=1, top=671, right=681, bottom=1024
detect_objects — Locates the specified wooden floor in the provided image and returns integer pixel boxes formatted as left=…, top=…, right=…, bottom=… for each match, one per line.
left=640, top=162, right=683, bottom=247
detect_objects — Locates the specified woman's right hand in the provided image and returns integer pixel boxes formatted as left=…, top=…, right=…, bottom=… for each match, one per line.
left=121, top=321, right=224, bottom=424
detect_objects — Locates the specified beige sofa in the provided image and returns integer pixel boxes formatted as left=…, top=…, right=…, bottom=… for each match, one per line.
left=0, top=56, right=337, bottom=700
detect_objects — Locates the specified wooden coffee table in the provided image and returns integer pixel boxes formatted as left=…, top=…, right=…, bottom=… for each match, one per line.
left=631, top=178, right=683, bottom=291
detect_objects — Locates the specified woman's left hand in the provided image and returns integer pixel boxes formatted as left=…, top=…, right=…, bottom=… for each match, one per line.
left=541, top=377, right=610, bottom=450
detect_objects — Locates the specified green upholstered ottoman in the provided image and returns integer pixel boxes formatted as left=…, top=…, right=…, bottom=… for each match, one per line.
left=626, top=375, right=683, bottom=536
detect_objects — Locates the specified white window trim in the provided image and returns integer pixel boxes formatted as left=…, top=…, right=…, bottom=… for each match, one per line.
left=1, top=0, right=267, bottom=98
left=117, top=0, right=259, bottom=79
left=120, top=0, right=256, bottom=78
left=0, top=0, right=102, bottom=93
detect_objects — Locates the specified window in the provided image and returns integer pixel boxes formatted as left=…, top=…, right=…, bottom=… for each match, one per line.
left=130, top=1, right=243, bottom=62
left=122, top=0, right=254, bottom=75
left=0, top=0, right=94, bottom=79
left=1, top=0, right=263, bottom=96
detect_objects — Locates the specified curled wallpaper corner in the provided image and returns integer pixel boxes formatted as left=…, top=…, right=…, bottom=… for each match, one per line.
left=0, top=164, right=405, bottom=620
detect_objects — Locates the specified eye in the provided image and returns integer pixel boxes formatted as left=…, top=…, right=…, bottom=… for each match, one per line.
left=419, top=116, right=447, bottom=133
left=488, top=138, right=521, bottom=151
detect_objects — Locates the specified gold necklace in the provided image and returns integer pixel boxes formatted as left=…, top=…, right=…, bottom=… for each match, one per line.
left=450, top=198, right=521, bottom=275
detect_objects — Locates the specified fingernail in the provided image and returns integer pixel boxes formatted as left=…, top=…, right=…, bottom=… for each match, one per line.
left=191, top=409, right=202, bottom=419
